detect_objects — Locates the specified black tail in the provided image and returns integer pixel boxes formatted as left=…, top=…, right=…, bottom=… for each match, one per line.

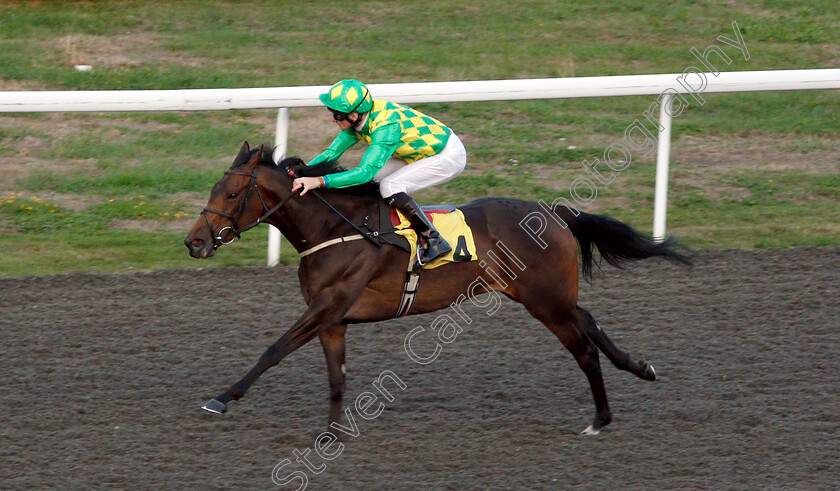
left=560, top=210, right=692, bottom=281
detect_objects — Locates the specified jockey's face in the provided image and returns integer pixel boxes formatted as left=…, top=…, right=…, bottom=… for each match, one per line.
left=331, top=111, right=360, bottom=130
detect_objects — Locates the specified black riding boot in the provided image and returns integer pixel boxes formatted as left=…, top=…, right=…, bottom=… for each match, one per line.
left=388, top=192, right=452, bottom=264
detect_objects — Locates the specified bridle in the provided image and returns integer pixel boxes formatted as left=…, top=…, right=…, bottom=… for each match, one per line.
left=200, top=169, right=295, bottom=249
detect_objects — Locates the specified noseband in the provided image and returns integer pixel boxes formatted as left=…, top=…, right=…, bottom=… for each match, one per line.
left=201, top=169, right=294, bottom=249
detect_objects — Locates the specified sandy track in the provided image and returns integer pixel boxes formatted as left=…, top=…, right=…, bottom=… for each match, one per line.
left=1, top=248, right=838, bottom=489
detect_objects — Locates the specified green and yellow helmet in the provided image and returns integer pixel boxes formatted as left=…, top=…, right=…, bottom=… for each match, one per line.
left=319, top=79, right=373, bottom=114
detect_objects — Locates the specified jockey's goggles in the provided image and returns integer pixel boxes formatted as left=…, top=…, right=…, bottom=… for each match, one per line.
left=329, top=109, right=351, bottom=122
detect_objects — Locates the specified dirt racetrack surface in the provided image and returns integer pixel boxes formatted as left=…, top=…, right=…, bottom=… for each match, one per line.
left=1, top=248, right=838, bottom=490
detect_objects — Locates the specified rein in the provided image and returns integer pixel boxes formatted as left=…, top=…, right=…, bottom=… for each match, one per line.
left=309, top=189, right=382, bottom=249
left=201, top=169, right=295, bottom=249
left=283, top=162, right=381, bottom=251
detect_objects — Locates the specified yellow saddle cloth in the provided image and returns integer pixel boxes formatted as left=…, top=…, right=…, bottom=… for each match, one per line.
left=392, top=207, right=479, bottom=269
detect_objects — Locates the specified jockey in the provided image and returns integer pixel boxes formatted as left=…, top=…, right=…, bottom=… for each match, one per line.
left=292, top=79, right=467, bottom=264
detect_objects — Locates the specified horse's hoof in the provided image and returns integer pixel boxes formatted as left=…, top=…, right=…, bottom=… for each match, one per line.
left=641, top=362, right=657, bottom=381
left=201, top=398, right=227, bottom=414
left=581, top=424, right=601, bottom=436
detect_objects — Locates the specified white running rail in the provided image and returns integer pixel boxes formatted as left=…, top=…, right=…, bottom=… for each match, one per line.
left=2, top=69, right=838, bottom=263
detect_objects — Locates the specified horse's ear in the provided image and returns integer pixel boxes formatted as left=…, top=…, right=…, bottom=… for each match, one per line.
left=238, top=141, right=250, bottom=156
left=230, top=141, right=256, bottom=168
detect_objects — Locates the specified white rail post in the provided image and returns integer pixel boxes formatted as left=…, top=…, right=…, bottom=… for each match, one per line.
left=268, top=107, right=290, bottom=266
left=652, top=93, right=674, bottom=243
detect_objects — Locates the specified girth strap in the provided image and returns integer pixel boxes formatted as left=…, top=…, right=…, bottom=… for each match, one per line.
left=396, top=240, right=423, bottom=317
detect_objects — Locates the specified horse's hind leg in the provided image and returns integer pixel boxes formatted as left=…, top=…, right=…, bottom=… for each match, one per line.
left=319, top=324, right=347, bottom=433
left=538, top=312, right=612, bottom=435
left=576, top=306, right=656, bottom=381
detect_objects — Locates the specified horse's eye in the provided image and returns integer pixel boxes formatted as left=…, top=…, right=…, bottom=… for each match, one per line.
left=228, top=192, right=238, bottom=199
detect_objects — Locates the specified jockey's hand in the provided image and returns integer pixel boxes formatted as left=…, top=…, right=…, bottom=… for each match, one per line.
left=292, top=177, right=323, bottom=196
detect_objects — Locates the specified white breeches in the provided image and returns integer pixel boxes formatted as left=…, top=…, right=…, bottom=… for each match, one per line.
left=374, top=132, right=467, bottom=198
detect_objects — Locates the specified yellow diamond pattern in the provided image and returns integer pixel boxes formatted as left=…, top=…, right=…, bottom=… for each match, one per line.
left=330, top=84, right=343, bottom=100
left=345, top=87, right=358, bottom=106
left=395, top=143, right=415, bottom=155
left=417, top=145, right=436, bottom=157
left=420, top=134, right=442, bottom=146
left=365, top=100, right=452, bottom=163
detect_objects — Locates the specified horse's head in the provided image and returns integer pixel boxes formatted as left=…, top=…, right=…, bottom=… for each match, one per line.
left=185, top=141, right=289, bottom=259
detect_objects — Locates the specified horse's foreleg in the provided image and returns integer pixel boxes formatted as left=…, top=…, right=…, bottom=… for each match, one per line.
left=576, top=306, right=656, bottom=381
left=201, top=317, right=322, bottom=414
left=319, top=324, right=347, bottom=431
left=201, top=284, right=363, bottom=415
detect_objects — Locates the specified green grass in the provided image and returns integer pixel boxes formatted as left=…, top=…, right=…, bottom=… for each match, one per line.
left=20, top=165, right=219, bottom=196
left=0, top=0, right=838, bottom=277
left=0, top=227, right=300, bottom=277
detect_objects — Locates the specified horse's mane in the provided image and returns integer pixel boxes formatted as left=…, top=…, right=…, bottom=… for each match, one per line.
left=276, top=154, right=381, bottom=197
left=292, top=157, right=344, bottom=178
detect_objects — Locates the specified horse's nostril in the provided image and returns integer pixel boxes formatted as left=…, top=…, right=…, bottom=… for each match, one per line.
left=185, top=237, right=203, bottom=250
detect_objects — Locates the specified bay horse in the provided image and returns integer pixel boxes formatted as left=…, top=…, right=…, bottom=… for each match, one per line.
left=184, top=141, right=690, bottom=435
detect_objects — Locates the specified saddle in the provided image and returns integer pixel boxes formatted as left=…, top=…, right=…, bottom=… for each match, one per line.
left=371, top=198, right=478, bottom=268
left=371, top=197, right=412, bottom=253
